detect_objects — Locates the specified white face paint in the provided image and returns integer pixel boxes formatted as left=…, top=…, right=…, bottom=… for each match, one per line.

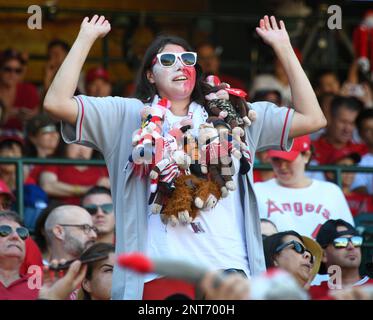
left=149, top=44, right=196, bottom=101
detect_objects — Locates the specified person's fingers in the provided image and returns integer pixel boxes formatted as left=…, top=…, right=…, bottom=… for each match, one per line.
left=97, top=15, right=105, bottom=25
left=82, top=17, right=89, bottom=25
left=259, top=18, right=265, bottom=29
left=90, top=15, right=99, bottom=24
left=264, top=15, right=271, bottom=30
left=72, top=264, right=87, bottom=288
left=255, top=27, right=265, bottom=38
left=270, top=16, right=279, bottom=30
left=279, top=20, right=286, bottom=30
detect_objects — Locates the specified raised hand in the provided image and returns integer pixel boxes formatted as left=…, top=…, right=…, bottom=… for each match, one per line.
left=255, top=15, right=291, bottom=49
left=79, top=15, right=111, bottom=41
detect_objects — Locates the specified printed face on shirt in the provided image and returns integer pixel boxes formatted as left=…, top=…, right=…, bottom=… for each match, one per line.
left=147, top=44, right=196, bottom=102
left=0, top=218, right=26, bottom=262
left=274, top=235, right=313, bottom=287
left=82, top=252, right=114, bottom=300
left=82, top=193, right=115, bottom=238
left=323, top=226, right=361, bottom=270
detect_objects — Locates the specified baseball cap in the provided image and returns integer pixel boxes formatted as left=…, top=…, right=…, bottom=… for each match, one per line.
left=325, top=147, right=361, bottom=165
left=0, top=179, right=15, bottom=201
left=316, top=219, right=358, bottom=248
left=85, top=67, right=110, bottom=85
left=0, top=129, right=24, bottom=146
left=267, top=135, right=311, bottom=161
left=26, top=113, right=58, bottom=136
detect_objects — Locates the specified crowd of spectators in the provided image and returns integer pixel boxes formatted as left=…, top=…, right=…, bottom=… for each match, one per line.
left=0, top=12, right=372, bottom=300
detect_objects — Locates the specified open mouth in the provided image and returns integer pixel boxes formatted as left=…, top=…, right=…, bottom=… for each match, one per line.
left=173, top=75, right=188, bottom=82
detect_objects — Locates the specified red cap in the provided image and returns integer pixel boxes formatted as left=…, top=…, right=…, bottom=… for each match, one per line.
left=326, top=147, right=361, bottom=165
left=0, top=179, right=15, bottom=201
left=85, top=67, right=110, bottom=84
left=0, top=130, right=24, bottom=146
left=268, top=135, right=311, bottom=161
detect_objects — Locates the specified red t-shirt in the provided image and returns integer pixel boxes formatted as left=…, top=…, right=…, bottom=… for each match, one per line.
left=309, top=277, right=373, bottom=300
left=0, top=275, right=39, bottom=300
left=42, top=165, right=108, bottom=205
left=345, top=192, right=373, bottom=216
left=3, top=82, right=40, bottom=130
left=312, top=136, right=368, bottom=165
left=20, top=237, right=43, bottom=276
left=25, top=165, right=52, bottom=185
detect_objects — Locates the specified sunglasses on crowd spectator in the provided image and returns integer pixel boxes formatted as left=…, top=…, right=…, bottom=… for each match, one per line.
left=152, top=52, right=197, bottom=68
left=83, top=203, right=113, bottom=215
left=0, top=225, right=29, bottom=240
left=1, top=66, right=23, bottom=74
left=275, top=240, right=314, bottom=264
left=59, top=224, right=98, bottom=235
left=333, top=236, right=363, bottom=249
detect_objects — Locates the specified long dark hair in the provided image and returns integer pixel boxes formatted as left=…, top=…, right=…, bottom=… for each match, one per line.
left=133, top=34, right=207, bottom=105
left=263, top=230, right=304, bottom=269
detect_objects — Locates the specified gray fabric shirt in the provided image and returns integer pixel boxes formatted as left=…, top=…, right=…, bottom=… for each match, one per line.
left=61, top=95, right=294, bottom=300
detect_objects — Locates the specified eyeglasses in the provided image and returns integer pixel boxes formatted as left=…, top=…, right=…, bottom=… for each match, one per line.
left=59, top=224, right=98, bottom=235
left=83, top=203, right=113, bottom=216
left=0, top=225, right=29, bottom=240
left=333, top=236, right=363, bottom=249
left=2, top=66, right=23, bottom=74
left=275, top=240, right=314, bottom=264
left=153, top=52, right=197, bottom=68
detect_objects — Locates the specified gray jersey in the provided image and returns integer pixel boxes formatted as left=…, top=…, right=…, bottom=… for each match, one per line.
left=61, top=95, right=294, bottom=300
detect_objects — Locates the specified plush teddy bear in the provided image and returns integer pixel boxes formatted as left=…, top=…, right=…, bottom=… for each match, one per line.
left=160, top=173, right=222, bottom=226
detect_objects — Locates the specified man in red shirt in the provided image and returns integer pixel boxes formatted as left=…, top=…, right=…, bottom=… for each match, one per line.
left=312, top=96, right=367, bottom=165
left=310, top=219, right=373, bottom=299
left=0, top=211, right=39, bottom=300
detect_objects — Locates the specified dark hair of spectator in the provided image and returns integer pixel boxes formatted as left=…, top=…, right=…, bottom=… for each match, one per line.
left=330, top=96, right=364, bottom=118
left=313, top=69, right=339, bottom=88
left=0, top=49, right=26, bottom=67
left=133, top=34, right=207, bottom=105
left=47, top=39, right=70, bottom=53
left=252, top=89, right=282, bottom=105
left=0, top=139, right=23, bottom=154
left=263, top=230, right=304, bottom=269
left=33, top=201, right=63, bottom=253
left=0, top=210, right=23, bottom=226
left=81, top=186, right=112, bottom=205
left=260, top=218, right=278, bottom=229
left=80, top=242, right=115, bottom=300
left=356, top=108, right=373, bottom=133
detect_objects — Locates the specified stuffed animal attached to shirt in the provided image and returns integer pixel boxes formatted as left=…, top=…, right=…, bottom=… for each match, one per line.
left=129, top=98, right=171, bottom=176
left=204, top=75, right=257, bottom=140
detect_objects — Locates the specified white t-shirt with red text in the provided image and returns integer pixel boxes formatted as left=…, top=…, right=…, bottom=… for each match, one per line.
left=254, top=178, right=354, bottom=239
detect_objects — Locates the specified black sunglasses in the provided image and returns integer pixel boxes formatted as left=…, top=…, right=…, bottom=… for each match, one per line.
left=333, top=236, right=363, bottom=249
left=2, top=66, right=22, bottom=74
left=275, top=240, right=314, bottom=264
left=83, top=203, right=113, bottom=215
left=0, top=224, right=29, bottom=240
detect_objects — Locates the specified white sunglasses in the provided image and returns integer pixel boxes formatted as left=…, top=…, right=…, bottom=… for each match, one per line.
left=154, top=52, right=197, bottom=68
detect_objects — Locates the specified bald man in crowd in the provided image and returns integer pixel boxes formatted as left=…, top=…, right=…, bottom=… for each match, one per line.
left=44, top=205, right=97, bottom=261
